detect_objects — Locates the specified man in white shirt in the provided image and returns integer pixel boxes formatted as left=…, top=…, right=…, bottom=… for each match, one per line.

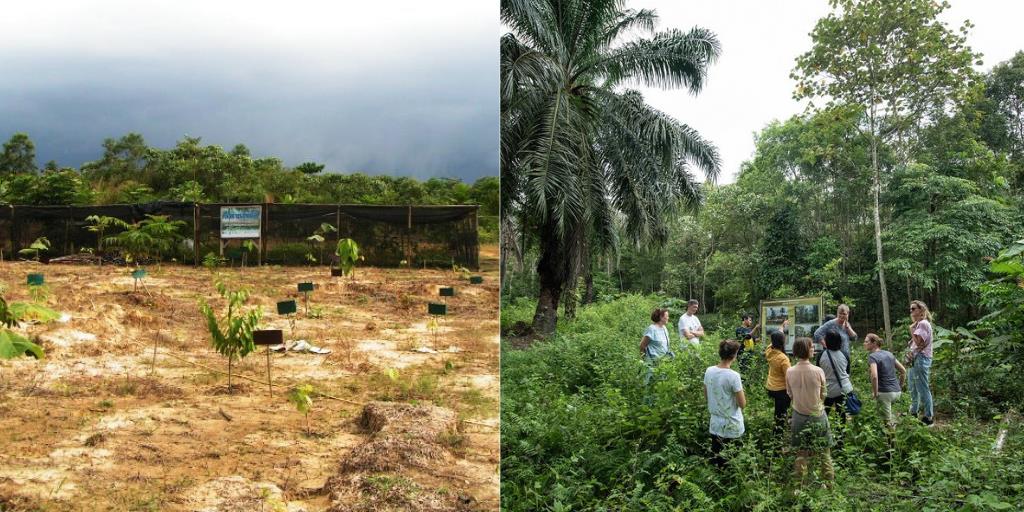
left=678, top=299, right=704, bottom=347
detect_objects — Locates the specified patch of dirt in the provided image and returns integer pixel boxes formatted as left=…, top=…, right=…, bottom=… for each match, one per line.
left=326, top=402, right=475, bottom=511
left=0, top=255, right=499, bottom=510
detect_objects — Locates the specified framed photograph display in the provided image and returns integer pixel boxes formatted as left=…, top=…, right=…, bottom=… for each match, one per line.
left=759, top=296, right=824, bottom=353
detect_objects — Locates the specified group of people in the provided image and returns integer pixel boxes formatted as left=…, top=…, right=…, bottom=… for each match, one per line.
left=640, top=300, right=936, bottom=483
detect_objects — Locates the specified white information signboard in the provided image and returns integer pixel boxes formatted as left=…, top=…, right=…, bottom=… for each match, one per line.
left=220, top=206, right=262, bottom=239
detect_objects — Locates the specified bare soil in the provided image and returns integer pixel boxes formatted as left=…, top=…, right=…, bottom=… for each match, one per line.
left=0, top=248, right=499, bottom=511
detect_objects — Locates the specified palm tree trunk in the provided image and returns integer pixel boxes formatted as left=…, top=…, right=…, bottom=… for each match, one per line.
left=870, top=128, right=892, bottom=343
left=583, top=262, right=595, bottom=304
left=532, top=220, right=566, bottom=336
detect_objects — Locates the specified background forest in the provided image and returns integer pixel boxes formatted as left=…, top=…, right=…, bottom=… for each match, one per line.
left=0, top=133, right=499, bottom=241
left=504, top=50, right=1023, bottom=334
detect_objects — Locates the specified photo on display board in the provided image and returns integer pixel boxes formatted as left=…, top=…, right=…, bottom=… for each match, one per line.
left=766, top=306, right=789, bottom=323
left=795, top=304, right=819, bottom=324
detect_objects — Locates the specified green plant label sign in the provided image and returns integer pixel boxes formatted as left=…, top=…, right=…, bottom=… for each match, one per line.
left=253, top=329, right=284, bottom=346
left=277, top=300, right=297, bottom=315
left=428, top=303, right=447, bottom=316
left=27, top=274, right=44, bottom=286
left=298, top=282, right=314, bottom=292
left=220, top=205, right=262, bottom=239
left=469, top=276, right=483, bottom=284
left=439, top=287, right=455, bottom=297
left=132, top=269, right=146, bottom=279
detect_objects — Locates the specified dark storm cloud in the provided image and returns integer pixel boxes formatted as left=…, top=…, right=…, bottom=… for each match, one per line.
left=0, top=31, right=497, bottom=181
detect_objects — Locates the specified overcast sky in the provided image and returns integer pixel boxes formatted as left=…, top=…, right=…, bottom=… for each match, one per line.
left=0, top=1, right=498, bottom=181
left=630, top=0, right=1024, bottom=183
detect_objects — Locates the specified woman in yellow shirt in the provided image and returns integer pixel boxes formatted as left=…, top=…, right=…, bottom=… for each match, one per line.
left=764, top=330, right=791, bottom=434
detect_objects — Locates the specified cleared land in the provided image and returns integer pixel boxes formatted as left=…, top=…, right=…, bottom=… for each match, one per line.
left=0, top=248, right=499, bottom=511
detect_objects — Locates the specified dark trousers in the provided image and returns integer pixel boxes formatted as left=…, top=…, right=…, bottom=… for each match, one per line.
left=824, top=395, right=847, bottom=450
left=767, top=389, right=791, bottom=435
left=824, top=395, right=848, bottom=426
left=710, top=435, right=739, bottom=468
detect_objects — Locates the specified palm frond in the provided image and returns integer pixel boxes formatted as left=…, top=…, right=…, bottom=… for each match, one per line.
left=590, top=27, right=722, bottom=92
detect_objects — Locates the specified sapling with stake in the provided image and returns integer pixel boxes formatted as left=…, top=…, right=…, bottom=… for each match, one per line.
left=199, top=281, right=262, bottom=393
left=241, top=240, right=258, bottom=268
left=288, top=384, right=315, bottom=435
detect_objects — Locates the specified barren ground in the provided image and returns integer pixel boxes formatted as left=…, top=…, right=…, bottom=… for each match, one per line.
left=0, top=247, right=499, bottom=511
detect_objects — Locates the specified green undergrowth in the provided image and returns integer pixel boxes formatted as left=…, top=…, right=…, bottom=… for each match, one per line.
left=501, top=294, right=1024, bottom=511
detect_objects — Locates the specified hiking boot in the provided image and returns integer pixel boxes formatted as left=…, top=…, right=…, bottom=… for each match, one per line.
left=921, top=416, right=934, bottom=427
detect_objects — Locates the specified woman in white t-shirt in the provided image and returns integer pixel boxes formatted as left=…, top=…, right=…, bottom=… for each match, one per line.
left=704, top=339, right=746, bottom=468
left=640, top=308, right=674, bottom=387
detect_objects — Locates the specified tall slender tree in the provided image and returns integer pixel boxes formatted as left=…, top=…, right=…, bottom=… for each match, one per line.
left=501, top=0, right=721, bottom=334
left=792, top=0, right=979, bottom=342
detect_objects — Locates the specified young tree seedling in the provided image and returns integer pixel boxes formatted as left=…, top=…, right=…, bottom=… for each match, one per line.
left=84, top=215, right=128, bottom=265
left=288, top=384, right=315, bottom=435
left=241, top=240, right=258, bottom=268
left=18, top=237, right=50, bottom=262
left=428, top=302, right=446, bottom=345
left=335, top=238, right=361, bottom=279
left=199, top=281, right=262, bottom=394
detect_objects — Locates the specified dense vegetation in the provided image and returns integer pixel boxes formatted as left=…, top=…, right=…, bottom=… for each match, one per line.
left=501, top=262, right=1024, bottom=509
left=0, top=133, right=499, bottom=240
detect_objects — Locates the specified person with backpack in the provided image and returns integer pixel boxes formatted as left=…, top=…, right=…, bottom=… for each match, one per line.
left=735, top=313, right=760, bottom=371
left=817, top=330, right=855, bottom=429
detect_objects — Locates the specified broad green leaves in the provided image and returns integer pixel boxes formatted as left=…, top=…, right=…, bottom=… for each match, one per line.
left=288, top=384, right=314, bottom=415
left=335, top=238, right=360, bottom=277
left=0, top=330, right=43, bottom=359
left=0, top=295, right=55, bottom=360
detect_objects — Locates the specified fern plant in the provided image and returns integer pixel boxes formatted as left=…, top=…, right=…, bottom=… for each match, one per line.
left=84, top=215, right=128, bottom=264
left=104, top=214, right=185, bottom=265
left=198, top=281, right=262, bottom=393
left=335, top=238, right=361, bottom=278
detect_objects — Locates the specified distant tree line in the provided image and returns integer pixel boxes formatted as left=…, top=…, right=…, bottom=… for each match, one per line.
left=0, top=133, right=498, bottom=219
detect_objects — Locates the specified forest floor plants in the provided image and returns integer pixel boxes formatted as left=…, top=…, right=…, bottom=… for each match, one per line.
left=501, top=294, right=1024, bottom=511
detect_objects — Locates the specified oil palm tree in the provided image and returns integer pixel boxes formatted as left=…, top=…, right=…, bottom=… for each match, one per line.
left=501, top=0, right=722, bottom=334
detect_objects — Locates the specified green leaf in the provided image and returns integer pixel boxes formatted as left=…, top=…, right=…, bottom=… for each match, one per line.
left=8, top=302, right=60, bottom=323
left=0, top=330, right=45, bottom=359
